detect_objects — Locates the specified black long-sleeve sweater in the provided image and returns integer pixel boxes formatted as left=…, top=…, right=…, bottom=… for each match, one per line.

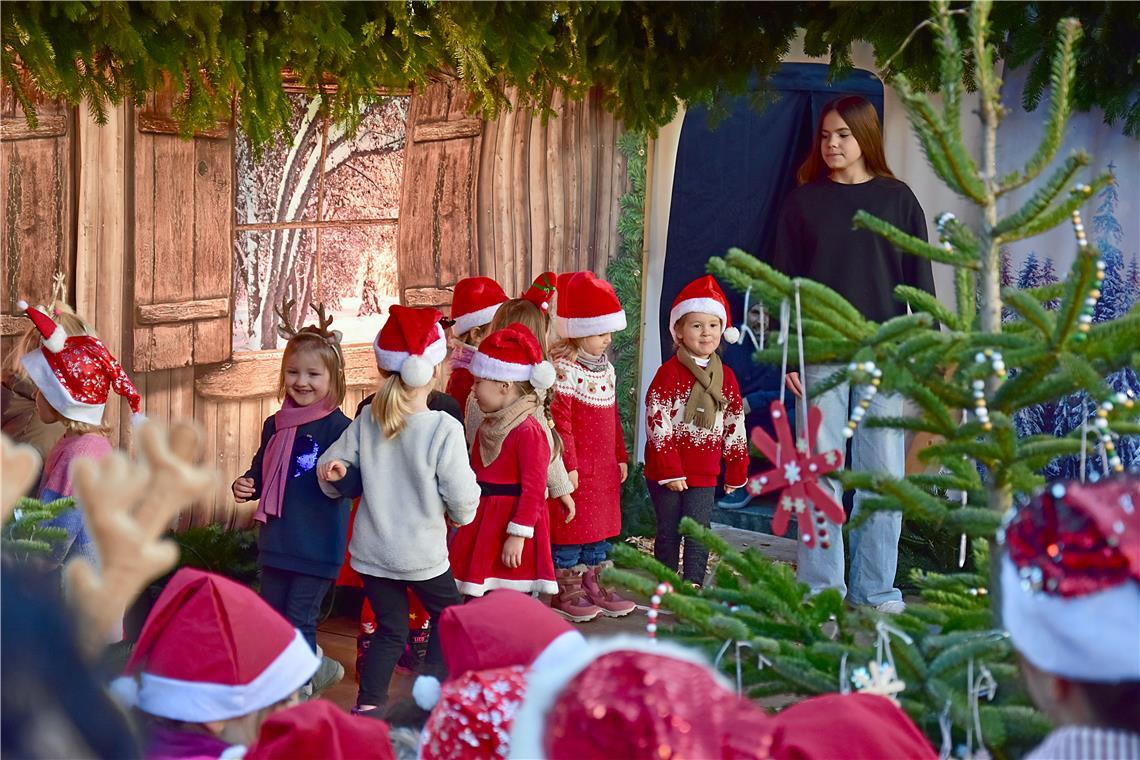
left=769, top=176, right=936, bottom=323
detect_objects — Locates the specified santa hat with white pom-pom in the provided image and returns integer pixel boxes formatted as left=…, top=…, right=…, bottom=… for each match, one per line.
left=17, top=300, right=145, bottom=427
left=373, top=305, right=449, bottom=388
left=470, top=322, right=556, bottom=391
left=669, top=275, right=741, bottom=344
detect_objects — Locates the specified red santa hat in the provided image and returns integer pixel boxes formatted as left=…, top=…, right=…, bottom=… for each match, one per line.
left=246, top=699, right=395, bottom=760
left=554, top=271, right=627, bottom=339
left=768, top=693, right=936, bottom=759
left=111, top=568, right=318, bottom=722
left=373, top=305, right=448, bottom=388
left=17, top=300, right=144, bottom=426
left=450, top=277, right=509, bottom=337
left=1000, top=475, right=1140, bottom=682
left=470, top=323, right=556, bottom=391
left=412, top=590, right=587, bottom=710
left=669, top=275, right=741, bottom=344
left=521, top=271, right=557, bottom=313
left=509, top=636, right=775, bottom=759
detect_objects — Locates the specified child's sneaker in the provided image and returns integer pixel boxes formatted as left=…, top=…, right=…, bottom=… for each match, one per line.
left=551, top=566, right=602, bottom=622
left=582, top=562, right=637, bottom=617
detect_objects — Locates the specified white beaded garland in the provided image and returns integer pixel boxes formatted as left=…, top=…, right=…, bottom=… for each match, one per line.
left=842, top=361, right=881, bottom=439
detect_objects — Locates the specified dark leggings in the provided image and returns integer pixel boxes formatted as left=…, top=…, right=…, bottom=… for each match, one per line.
left=357, top=570, right=462, bottom=707
left=259, top=566, right=333, bottom=653
left=648, top=481, right=716, bottom=583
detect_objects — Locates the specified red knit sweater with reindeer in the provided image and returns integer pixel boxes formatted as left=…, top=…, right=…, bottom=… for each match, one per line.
left=643, top=356, right=749, bottom=488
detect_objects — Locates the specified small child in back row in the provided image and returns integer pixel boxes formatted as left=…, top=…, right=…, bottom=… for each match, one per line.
left=318, top=305, right=480, bottom=715
left=547, top=271, right=636, bottom=621
left=446, top=276, right=509, bottom=416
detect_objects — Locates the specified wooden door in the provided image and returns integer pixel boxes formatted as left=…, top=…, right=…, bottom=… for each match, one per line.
left=396, top=78, right=483, bottom=311
left=132, top=87, right=233, bottom=372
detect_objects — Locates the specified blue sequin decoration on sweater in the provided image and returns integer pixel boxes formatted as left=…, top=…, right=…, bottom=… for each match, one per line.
left=292, top=435, right=320, bottom=478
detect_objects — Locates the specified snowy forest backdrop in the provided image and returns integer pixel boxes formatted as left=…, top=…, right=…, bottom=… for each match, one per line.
left=998, top=67, right=1139, bottom=476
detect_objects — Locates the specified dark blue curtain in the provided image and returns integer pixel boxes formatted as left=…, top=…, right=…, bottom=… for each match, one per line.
left=658, top=63, right=884, bottom=364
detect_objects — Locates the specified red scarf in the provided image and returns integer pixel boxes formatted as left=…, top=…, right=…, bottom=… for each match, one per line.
left=255, top=395, right=336, bottom=524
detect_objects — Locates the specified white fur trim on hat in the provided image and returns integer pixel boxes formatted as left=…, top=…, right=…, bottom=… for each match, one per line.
left=136, top=629, right=319, bottom=722
left=555, top=310, right=627, bottom=339
left=470, top=352, right=534, bottom=384
left=723, top=326, right=741, bottom=344
left=452, top=302, right=503, bottom=338
left=373, top=329, right=448, bottom=378
left=529, top=630, right=588, bottom=675
left=508, top=635, right=726, bottom=759
left=1000, top=556, right=1140, bottom=682
left=530, top=361, right=556, bottom=391
left=19, top=349, right=106, bottom=426
left=412, top=675, right=442, bottom=711
left=669, top=297, right=728, bottom=338
left=44, top=325, right=68, bottom=353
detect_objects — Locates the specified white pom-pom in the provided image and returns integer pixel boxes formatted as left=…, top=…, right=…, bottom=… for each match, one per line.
left=131, top=412, right=149, bottom=429
left=16, top=299, right=28, bottom=312
left=44, top=326, right=68, bottom=353
left=531, top=360, right=556, bottom=391
left=722, top=326, right=741, bottom=344
left=400, top=355, right=434, bottom=388
left=109, top=676, right=139, bottom=708
left=412, top=675, right=442, bottom=711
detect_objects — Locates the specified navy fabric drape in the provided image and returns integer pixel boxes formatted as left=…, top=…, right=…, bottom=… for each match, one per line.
left=659, top=63, right=884, bottom=364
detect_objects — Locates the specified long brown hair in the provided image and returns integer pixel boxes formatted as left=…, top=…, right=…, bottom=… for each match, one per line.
left=796, top=96, right=895, bottom=186
left=487, top=298, right=550, bottom=356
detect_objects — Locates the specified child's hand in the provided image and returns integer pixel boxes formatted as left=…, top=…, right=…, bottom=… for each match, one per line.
left=785, top=372, right=804, bottom=398
left=619, top=463, right=628, bottom=484
left=559, top=494, right=576, bottom=524
left=501, top=535, right=525, bottom=568
left=317, top=461, right=347, bottom=482
left=232, top=477, right=256, bottom=503
left=568, top=470, right=579, bottom=491
left=664, top=478, right=688, bottom=492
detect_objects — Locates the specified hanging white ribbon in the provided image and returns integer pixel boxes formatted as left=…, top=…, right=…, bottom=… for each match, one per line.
left=938, top=700, right=953, bottom=760
left=874, top=620, right=914, bottom=678
left=965, top=657, right=997, bottom=760
left=714, top=639, right=755, bottom=696
left=793, top=281, right=810, bottom=455
left=739, top=285, right=765, bottom=353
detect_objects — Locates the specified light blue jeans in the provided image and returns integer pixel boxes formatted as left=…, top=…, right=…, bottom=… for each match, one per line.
left=795, top=365, right=905, bottom=606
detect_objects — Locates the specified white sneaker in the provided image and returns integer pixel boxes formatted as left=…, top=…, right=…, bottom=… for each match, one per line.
left=874, top=600, right=907, bottom=615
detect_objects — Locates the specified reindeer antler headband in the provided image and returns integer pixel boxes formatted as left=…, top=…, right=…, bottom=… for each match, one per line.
left=275, top=298, right=344, bottom=352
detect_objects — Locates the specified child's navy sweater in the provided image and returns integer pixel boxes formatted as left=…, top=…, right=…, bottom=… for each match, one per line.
left=242, top=410, right=352, bottom=579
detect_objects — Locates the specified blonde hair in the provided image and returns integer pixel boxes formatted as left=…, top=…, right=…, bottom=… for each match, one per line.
left=487, top=299, right=550, bottom=356
left=371, top=373, right=415, bottom=438
left=277, top=332, right=346, bottom=405
left=4, top=302, right=95, bottom=379
left=455, top=323, right=488, bottom=347
left=549, top=337, right=582, bottom=363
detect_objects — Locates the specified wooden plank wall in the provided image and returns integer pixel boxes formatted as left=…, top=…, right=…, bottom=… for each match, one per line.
left=476, top=87, right=629, bottom=295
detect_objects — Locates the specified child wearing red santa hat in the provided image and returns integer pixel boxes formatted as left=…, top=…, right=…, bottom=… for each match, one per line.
left=546, top=271, right=635, bottom=621
left=410, top=590, right=587, bottom=760
left=449, top=323, right=560, bottom=598
left=246, top=699, right=396, bottom=760
left=447, top=277, right=509, bottom=417
left=318, top=305, right=481, bottom=716
left=16, top=301, right=143, bottom=567
left=111, top=568, right=319, bottom=760
left=644, top=275, right=749, bottom=584
left=999, top=475, right=1140, bottom=759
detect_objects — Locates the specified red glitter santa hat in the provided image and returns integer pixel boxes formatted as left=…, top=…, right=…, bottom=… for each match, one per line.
left=769, top=693, right=936, bottom=759
left=112, top=568, right=318, bottom=722
left=470, top=323, right=556, bottom=391
left=17, top=300, right=144, bottom=426
left=450, top=277, right=509, bottom=337
left=247, top=700, right=395, bottom=760
left=1000, top=475, right=1140, bottom=682
left=373, top=305, right=448, bottom=388
left=509, top=637, right=778, bottom=759
left=669, top=275, right=741, bottom=344
left=554, top=271, right=627, bottom=339
left=412, top=590, right=586, bottom=710
left=521, top=271, right=557, bottom=313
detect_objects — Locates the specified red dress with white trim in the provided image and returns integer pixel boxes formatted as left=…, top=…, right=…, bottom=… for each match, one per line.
left=548, top=357, right=627, bottom=544
left=643, top=356, right=749, bottom=488
left=449, top=417, right=557, bottom=596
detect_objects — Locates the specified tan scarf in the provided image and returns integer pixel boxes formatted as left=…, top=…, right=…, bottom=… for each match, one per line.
left=676, top=346, right=725, bottom=430
left=477, top=393, right=540, bottom=467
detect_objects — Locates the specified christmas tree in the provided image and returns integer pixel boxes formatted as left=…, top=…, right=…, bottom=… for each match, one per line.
left=608, top=1, right=1138, bottom=755
left=2, top=496, right=76, bottom=562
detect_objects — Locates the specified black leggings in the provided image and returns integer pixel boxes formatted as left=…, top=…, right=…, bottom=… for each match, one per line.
left=648, top=481, right=716, bottom=583
left=356, top=570, right=462, bottom=707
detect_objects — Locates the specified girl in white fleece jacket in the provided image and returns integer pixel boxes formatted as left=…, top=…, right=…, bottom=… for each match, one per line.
left=317, top=305, right=480, bottom=715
